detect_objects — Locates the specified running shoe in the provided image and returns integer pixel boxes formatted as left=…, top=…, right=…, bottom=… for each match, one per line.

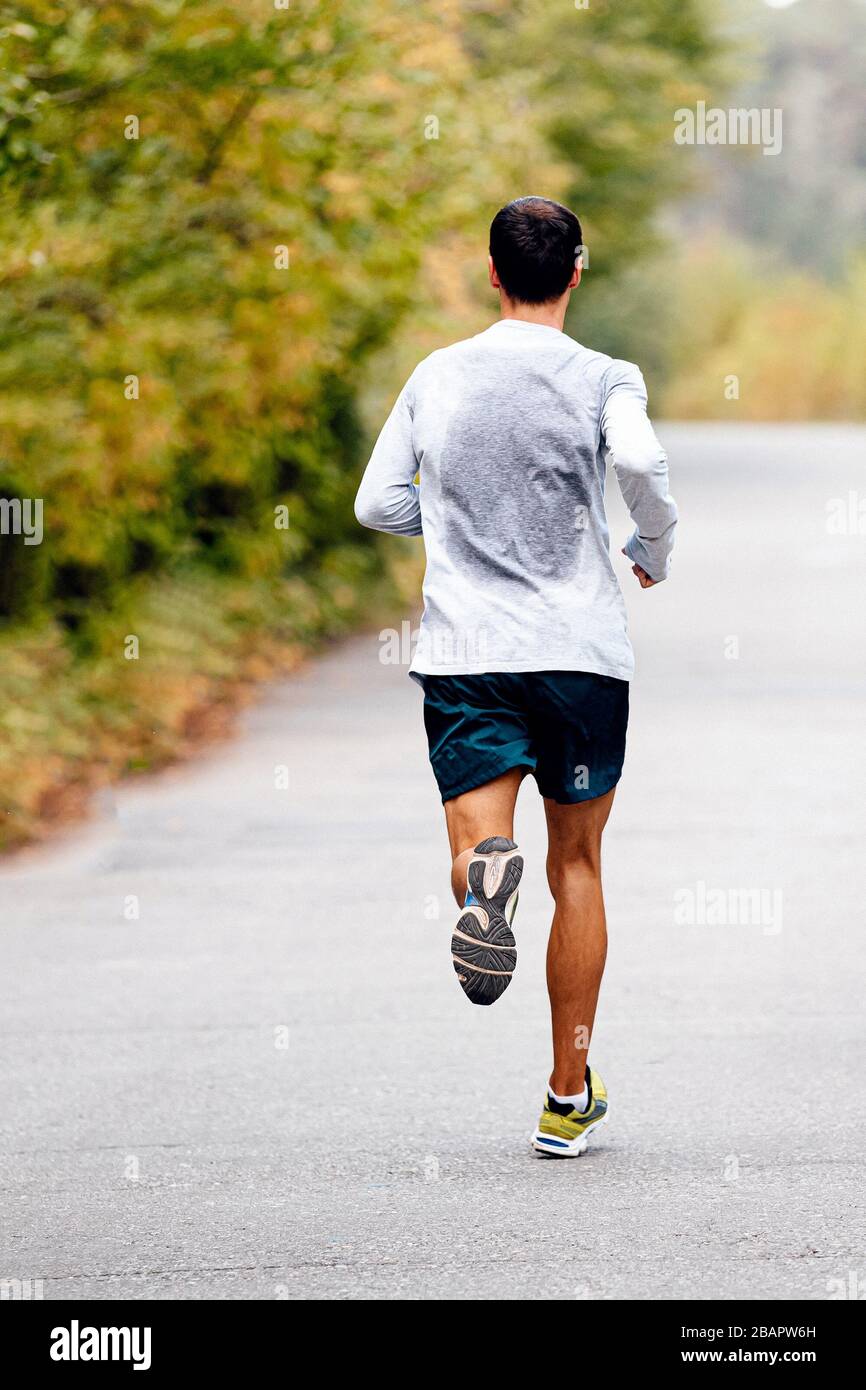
left=451, top=836, right=522, bottom=1006
left=530, top=1067, right=608, bottom=1157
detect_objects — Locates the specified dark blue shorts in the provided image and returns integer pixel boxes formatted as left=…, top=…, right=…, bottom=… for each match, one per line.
left=419, top=670, right=629, bottom=805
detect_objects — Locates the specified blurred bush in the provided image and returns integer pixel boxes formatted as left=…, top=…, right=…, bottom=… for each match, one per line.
left=0, top=0, right=722, bottom=847
left=0, top=1, right=494, bottom=638
left=660, top=242, right=866, bottom=420
left=0, top=0, right=510, bottom=844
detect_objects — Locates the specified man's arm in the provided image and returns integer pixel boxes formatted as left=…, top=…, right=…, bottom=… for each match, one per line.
left=601, top=361, right=677, bottom=584
left=354, top=374, right=422, bottom=537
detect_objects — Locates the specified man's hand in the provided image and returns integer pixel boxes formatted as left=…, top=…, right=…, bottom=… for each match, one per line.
left=622, top=548, right=658, bottom=588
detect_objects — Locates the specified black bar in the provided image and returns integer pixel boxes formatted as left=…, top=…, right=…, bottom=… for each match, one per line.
left=4, top=1299, right=859, bottom=1375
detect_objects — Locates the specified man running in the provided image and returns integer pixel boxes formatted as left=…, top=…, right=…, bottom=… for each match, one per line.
left=354, top=196, right=677, bottom=1156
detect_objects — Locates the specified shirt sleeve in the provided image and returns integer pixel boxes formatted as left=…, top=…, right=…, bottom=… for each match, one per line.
left=354, top=372, right=422, bottom=537
left=601, top=360, right=677, bottom=582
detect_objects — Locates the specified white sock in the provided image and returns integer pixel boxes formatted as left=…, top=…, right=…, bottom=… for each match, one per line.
left=549, top=1082, right=589, bottom=1113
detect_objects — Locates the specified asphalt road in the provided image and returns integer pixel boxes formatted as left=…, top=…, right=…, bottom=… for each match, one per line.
left=1, top=423, right=864, bottom=1301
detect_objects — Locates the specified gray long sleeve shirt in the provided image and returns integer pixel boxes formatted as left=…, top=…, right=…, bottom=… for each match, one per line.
left=355, top=318, right=677, bottom=681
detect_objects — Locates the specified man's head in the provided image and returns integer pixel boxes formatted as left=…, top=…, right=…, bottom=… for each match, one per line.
left=489, top=196, right=583, bottom=307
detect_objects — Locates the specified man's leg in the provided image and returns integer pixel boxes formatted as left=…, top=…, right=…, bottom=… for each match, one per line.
left=443, top=767, right=526, bottom=1005
left=444, top=766, right=525, bottom=906
left=544, top=788, right=616, bottom=1095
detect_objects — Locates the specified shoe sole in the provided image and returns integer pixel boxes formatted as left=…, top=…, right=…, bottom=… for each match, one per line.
left=451, top=836, right=523, bottom=1007
left=530, top=1113, right=609, bottom=1158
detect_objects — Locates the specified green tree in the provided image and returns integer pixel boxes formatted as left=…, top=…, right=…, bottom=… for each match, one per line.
left=467, top=0, right=722, bottom=278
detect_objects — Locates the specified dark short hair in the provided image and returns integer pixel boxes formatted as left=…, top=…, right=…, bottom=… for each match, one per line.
left=489, top=196, right=583, bottom=304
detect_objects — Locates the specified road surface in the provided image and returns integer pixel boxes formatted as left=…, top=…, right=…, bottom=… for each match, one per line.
left=1, top=424, right=864, bottom=1300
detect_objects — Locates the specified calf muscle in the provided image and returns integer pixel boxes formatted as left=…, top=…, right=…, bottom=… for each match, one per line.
left=544, top=790, right=615, bottom=1094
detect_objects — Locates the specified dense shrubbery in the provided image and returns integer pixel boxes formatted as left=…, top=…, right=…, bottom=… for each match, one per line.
left=0, top=0, right=720, bottom=846
left=0, top=1, right=486, bottom=634
left=0, top=0, right=498, bottom=842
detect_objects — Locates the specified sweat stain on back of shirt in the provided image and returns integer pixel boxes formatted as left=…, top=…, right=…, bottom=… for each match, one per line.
left=439, top=360, right=595, bottom=590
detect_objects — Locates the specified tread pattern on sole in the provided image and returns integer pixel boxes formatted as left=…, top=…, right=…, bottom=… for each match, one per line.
left=452, top=839, right=523, bottom=1007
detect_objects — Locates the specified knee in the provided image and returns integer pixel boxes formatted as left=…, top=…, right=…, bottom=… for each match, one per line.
left=546, top=848, right=600, bottom=901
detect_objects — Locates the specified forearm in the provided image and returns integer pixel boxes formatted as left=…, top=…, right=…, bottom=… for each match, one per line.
left=617, top=458, right=678, bottom=581
left=603, top=369, right=677, bottom=581
left=354, top=473, right=422, bottom=536
left=354, top=375, right=423, bottom=537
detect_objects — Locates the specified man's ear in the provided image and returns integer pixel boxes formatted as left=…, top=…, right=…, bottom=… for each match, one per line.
left=488, top=254, right=501, bottom=289
left=570, top=264, right=582, bottom=290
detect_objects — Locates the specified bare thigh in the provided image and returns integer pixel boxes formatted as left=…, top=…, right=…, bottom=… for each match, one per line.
left=544, top=787, right=616, bottom=884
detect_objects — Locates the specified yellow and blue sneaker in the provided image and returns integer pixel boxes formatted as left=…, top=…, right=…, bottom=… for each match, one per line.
left=530, top=1067, right=608, bottom=1157
left=451, top=836, right=522, bottom=1006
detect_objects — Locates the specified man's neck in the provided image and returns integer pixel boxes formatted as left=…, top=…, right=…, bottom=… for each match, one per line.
left=499, top=296, right=568, bottom=332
